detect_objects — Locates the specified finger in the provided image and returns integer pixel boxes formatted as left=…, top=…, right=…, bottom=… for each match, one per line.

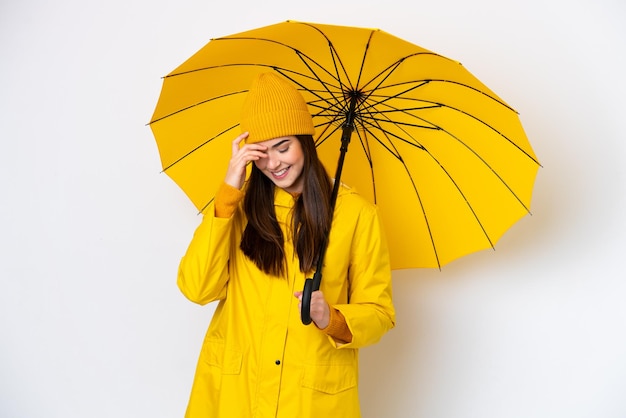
left=242, top=147, right=268, bottom=160
left=232, top=146, right=267, bottom=167
left=310, top=291, right=329, bottom=315
left=231, top=132, right=249, bottom=157
left=311, top=290, right=324, bottom=301
left=310, top=293, right=323, bottom=312
left=239, top=142, right=267, bottom=154
left=233, top=143, right=267, bottom=163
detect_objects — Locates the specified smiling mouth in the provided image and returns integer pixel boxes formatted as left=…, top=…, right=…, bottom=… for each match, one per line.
left=271, top=167, right=290, bottom=179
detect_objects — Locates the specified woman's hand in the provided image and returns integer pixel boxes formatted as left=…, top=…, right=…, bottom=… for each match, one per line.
left=224, top=132, right=268, bottom=189
left=294, top=290, right=330, bottom=329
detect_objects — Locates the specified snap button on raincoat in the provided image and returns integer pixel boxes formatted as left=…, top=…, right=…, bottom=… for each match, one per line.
left=177, top=185, right=395, bottom=418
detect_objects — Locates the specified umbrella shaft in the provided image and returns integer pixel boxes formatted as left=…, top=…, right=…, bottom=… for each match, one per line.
left=302, top=96, right=358, bottom=324
left=316, top=94, right=358, bottom=273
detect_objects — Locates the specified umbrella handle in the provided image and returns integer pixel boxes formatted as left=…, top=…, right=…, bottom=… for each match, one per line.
left=301, top=272, right=321, bottom=325
left=301, top=278, right=314, bottom=325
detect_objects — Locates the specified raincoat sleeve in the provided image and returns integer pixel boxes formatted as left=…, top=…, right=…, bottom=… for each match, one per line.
left=333, top=200, right=395, bottom=349
left=177, top=185, right=243, bottom=305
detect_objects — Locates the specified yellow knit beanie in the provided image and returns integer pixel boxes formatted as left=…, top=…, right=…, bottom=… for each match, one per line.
left=240, top=72, right=315, bottom=144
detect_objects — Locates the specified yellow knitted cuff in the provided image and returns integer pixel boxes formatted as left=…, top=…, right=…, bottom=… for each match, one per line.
left=323, top=308, right=353, bottom=344
left=214, top=182, right=244, bottom=218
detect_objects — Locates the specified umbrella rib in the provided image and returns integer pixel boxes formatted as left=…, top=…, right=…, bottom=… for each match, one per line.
left=233, top=30, right=352, bottom=122
left=354, top=56, right=522, bottom=146
left=360, top=79, right=519, bottom=127
left=163, top=23, right=365, bottom=124
left=353, top=97, right=444, bottom=266
left=161, top=124, right=239, bottom=172
left=261, top=21, right=357, bottom=94
left=376, top=95, right=539, bottom=166
left=313, top=118, right=346, bottom=149
left=355, top=124, right=443, bottom=268
left=300, top=22, right=357, bottom=92
left=178, top=34, right=347, bottom=85
left=304, top=48, right=465, bottom=265
left=372, top=78, right=517, bottom=113
left=352, top=29, right=376, bottom=93
left=149, top=90, right=245, bottom=124
left=362, top=97, right=536, bottom=214
left=275, top=69, right=348, bottom=122
left=164, top=23, right=377, bottom=123
left=351, top=127, right=376, bottom=202
left=360, top=106, right=525, bottom=255
left=428, top=151, right=496, bottom=249
left=198, top=197, right=214, bottom=216
left=355, top=78, right=540, bottom=166
left=428, top=79, right=516, bottom=112
left=434, top=100, right=540, bottom=166
left=439, top=129, right=535, bottom=214
left=351, top=48, right=517, bottom=114
left=165, top=37, right=351, bottom=118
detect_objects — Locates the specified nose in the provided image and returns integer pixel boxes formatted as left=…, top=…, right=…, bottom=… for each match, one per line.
left=266, top=153, right=280, bottom=170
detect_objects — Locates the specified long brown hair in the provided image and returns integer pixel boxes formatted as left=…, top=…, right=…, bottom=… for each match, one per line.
left=240, top=135, right=333, bottom=277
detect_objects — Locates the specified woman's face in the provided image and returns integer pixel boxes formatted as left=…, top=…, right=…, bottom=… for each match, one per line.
left=253, top=135, right=305, bottom=194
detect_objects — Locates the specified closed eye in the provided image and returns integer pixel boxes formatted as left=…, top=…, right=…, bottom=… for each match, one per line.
left=271, top=139, right=291, bottom=151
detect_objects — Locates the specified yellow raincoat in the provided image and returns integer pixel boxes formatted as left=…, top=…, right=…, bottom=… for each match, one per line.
left=177, top=184, right=395, bottom=418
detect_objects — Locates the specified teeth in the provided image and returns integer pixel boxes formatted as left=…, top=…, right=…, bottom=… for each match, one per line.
left=274, top=168, right=287, bottom=176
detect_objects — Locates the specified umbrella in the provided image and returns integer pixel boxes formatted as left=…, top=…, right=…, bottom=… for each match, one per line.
left=148, top=20, right=540, bottom=321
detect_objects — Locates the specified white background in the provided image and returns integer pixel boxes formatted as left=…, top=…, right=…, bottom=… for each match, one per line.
left=1, top=0, right=625, bottom=417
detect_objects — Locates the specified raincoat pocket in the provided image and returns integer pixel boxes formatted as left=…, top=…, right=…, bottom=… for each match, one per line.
left=301, top=362, right=357, bottom=394
left=202, top=339, right=242, bottom=375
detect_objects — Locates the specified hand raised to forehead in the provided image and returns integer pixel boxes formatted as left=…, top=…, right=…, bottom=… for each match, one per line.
left=224, top=132, right=267, bottom=190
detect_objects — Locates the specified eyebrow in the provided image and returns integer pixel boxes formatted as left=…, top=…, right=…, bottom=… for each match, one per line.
left=271, top=139, right=291, bottom=149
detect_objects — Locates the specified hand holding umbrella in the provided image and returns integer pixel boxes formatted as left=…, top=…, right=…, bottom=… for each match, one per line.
left=294, top=289, right=331, bottom=329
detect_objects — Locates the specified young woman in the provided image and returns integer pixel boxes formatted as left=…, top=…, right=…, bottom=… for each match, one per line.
left=177, top=72, right=395, bottom=418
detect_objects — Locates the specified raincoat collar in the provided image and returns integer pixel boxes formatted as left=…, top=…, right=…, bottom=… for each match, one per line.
left=272, top=181, right=356, bottom=208
left=274, top=186, right=299, bottom=208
